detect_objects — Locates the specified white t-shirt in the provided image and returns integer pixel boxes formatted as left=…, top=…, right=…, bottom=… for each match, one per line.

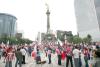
left=92, top=45, right=96, bottom=50
left=20, top=48, right=26, bottom=56
left=73, top=49, right=80, bottom=58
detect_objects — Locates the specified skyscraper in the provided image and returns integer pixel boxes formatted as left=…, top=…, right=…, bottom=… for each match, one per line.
left=0, top=13, right=17, bottom=37
left=74, top=0, right=100, bottom=41
left=94, top=0, right=100, bottom=28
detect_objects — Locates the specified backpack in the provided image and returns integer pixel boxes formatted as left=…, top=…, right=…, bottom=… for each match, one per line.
left=67, top=52, right=72, bottom=56
left=67, top=47, right=72, bottom=56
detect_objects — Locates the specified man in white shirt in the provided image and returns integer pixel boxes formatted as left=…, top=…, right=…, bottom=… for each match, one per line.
left=20, top=47, right=26, bottom=64
left=73, top=46, right=80, bottom=67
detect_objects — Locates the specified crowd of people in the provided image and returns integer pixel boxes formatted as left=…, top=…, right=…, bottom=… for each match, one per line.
left=0, top=45, right=29, bottom=67
left=0, top=42, right=100, bottom=67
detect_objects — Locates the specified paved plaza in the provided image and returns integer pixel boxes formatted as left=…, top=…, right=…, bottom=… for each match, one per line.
left=1, top=52, right=95, bottom=67
left=0, top=53, right=68, bottom=67
left=0, top=52, right=94, bottom=67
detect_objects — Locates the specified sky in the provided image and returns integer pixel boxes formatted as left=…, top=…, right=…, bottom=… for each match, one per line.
left=0, top=0, right=77, bottom=40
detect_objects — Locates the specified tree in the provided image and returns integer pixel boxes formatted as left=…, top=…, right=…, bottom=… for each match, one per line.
left=72, top=35, right=82, bottom=44
left=87, top=34, right=92, bottom=42
left=16, top=38, right=33, bottom=45
left=67, top=36, right=73, bottom=43
left=83, top=37, right=88, bottom=43
left=0, top=34, right=12, bottom=44
left=0, top=35, right=33, bottom=45
left=24, top=39, right=33, bottom=44
left=83, top=34, right=92, bottom=44
left=8, top=37, right=17, bottom=45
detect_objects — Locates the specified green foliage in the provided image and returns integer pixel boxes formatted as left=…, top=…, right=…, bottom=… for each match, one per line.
left=0, top=36, right=33, bottom=45
left=8, top=37, right=17, bottom=45
left=72, top=35, right=82, bottom=44
left=83, top=34, right=92, bottom=44
left=69, top=34, right=92, bottom=44
left=83, top=37, right=88, bottom=43
left=0, top=36, right=8, bottom=44
left=67, top=36, right=73, bottom=43
left=15, top=38, right=33, bottom=45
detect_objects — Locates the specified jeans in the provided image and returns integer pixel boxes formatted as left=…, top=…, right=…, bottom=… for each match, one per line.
left=22, top=55, right=25, bottom=64
left=0, top=55, right=1, bottom=59
left=79, top=56, right=82, bottom=67
left=58, top=55, right=61, bottom=65
left=66, top=56, right=73, bottom=67
left=15, top=58, right=22, bottom=67
left=84, top=56, right=89, bottom=67
left=0, top=52, right=2, bottom=59
left=5, top=61, right=12, bottom=67
left=74, top=58, right=79, bottom=67
left=48, top=54, right=51, bottom=64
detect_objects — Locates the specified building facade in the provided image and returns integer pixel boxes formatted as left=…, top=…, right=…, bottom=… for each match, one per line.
left=74, top=0, right=100, bottom=41
left=15, top=33, right=22, bottom=38
left=0, top=13, right=17, bottom=37
left=56, top=30, right=73, bottom=42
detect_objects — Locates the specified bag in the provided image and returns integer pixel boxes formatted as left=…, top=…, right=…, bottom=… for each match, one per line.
left=67, top=51, right=72, bottom=56
left=66, top=47, right=72, bottom=56
left=61, top=52, right=66, bottom=60
left=32, top=52, right=35, bottom=57
left=36, top=56, right=41, bottom=62
left=41, top=61, right=46, bottom=64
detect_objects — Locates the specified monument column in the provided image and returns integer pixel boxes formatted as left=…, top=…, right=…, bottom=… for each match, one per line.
left=46, top=5, right=50, bottom=34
